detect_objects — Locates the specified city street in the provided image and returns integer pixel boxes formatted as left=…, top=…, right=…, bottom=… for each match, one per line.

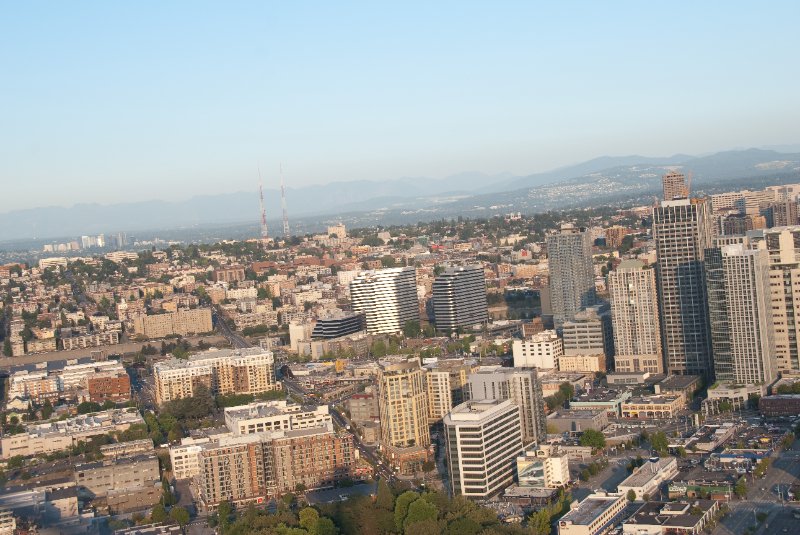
left=714, top=439, right=800, bottom=535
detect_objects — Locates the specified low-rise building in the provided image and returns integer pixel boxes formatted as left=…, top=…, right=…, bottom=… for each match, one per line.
left=0, top=408, right=144, bottom=459
left=546, top=409, right=609, bottom=434
left=570, top=389, right=631, bottom=417
left=617, top=457, right=678, bottom=500
left=759, top=394, right=800, bottom=417
left=74, top=453, right=160, bottom=503
left=557, top=491, right=627, bottom=535
left=621, top=395, right=684, bottom=419
left=558, top=353, right=606, bottom=373
left=622, top=500, right=719, bottom=535
left=517, top=446, right=570, bottom=489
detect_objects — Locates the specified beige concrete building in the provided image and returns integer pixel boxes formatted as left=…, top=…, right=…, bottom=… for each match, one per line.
left=423, top=358, right=475, bottom=423
left=748, top=226, right=800, bottom=371
left=0, top=409, right=144, bottom=459
left=377, top=357, right=430, bottom=473
left=154, top=348, right=277, bottom=405
left=621, top=395, right=685, bottom=419
left=662, top=171, right=688, bottom=202
left=558, top=353, right=606, bottom=373
left=608, top=259, right=663, bottom=374
left=131, top=308, right=213, bottom=339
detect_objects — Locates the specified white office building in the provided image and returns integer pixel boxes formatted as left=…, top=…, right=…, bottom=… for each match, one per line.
left=513, top=330, right=563, bottom=369
left=444, top=399, right=523, bottom=499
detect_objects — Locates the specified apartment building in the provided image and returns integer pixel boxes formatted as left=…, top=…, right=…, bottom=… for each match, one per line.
left=561, top=306, right=613, bottom=359
left=223, top=401, right=331, bottom=435
left=431, top=264, right=488, bottom=332
left=196, top=427, right=355, bottom=509
left=444, top=399, right=523, bottom=499
left=61, top=331, right=120, bottom=350
left=547, top=224, right=596, bottom=326
left=131, top=308, right=213, bottom=339
left=705, top=241, right=777, bottom=385
left=377, top=357, right=430, bottom=474
left=653, top=198, right=714, bottom=379
left=424, top=358, right=475, bottom=423
left=154, top=348, right=277, bottom=405
left=608, top=259, right=663, bottom=374
left=350, top=267, right=419, bottom=334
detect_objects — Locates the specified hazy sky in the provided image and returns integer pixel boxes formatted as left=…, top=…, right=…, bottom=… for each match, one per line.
left=2, top=2, right=799, bottom=211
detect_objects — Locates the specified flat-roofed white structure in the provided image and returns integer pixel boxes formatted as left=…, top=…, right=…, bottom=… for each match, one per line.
left=444, top=399, right=523, bottom=499
left=617, top=457, right=678, bottom=501
left=224, top=401, right=331, bottom=435
left=558, top=491, right=627, bottom=535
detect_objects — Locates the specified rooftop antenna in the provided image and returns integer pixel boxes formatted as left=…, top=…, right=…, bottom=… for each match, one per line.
left=259, top=166, right=269, bottom=240
left=280, top=164, right=290, bottom=237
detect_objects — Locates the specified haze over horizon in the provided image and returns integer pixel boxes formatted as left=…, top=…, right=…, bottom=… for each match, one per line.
left=3, top=2, right=800, bottom=211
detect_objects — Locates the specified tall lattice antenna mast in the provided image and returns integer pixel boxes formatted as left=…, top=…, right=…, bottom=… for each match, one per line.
left=280, top=164, right=290, bottom=237
left=258, top=167, right=269, bottom=240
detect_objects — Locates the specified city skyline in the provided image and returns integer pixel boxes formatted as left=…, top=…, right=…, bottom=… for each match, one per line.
left=2, top=2, right=800, bottom=210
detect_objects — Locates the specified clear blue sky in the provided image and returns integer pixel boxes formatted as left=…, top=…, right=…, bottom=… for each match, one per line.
left=2, top=1, right=799, bottom=210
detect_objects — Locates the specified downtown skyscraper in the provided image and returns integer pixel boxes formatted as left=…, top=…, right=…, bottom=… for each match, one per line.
left=607, top=259, right=663, bottom=374
left=547, top=224, right=596, bottom=327
left=653, top=198, right=714, bottom=379
left=432, top=264, right=488, bottom=332
left=705, top=239, right=776, bottom=385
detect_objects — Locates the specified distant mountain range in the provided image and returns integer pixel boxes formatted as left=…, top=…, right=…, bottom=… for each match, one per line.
left=2, top=148, right=800, bottom=244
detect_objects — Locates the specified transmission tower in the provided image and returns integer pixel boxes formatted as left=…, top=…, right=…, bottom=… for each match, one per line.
left=258, top=167, right=269, bottom=240
left=281, top=164, right=290, bottom=237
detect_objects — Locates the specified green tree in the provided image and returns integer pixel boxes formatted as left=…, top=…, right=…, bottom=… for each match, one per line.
left=626, top=489, right=636, bottom=501
left=316, top=517, right=338, bottom=535
left=394, top=491, right=420, bottom=530
left=445, top=517, right=482, bottom=535
left=150, top=503, right=168, bottom=524
left=376, top=478, right=395, bottom=511
left=403, top=320, right=421, bottom=338
left=77, top=401, right=102, bottom=414
left=41, top=399, right=54, bottom=419
left=2, top=339, right=11, bottom=357
left=528, top=508, right=552, bottom=535
left=170, top=506, right=190, bottom=531
left=217, top=500, right=233, bottom=531
left=650, top=431, right=669, bottom=455
left=579, top=429, right=606, bottom=450
left=300, top=507, right=321, bottom=533
left=403, top=498, right=438, bottom=531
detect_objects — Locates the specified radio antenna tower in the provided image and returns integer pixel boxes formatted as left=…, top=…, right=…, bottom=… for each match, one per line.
left=258, top=167, right=269, bottom=240
left=280, top=164, right=290, bottom=237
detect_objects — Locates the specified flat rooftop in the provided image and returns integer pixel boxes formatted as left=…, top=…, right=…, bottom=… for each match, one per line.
left=561, top=495, right=622, bottom=525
